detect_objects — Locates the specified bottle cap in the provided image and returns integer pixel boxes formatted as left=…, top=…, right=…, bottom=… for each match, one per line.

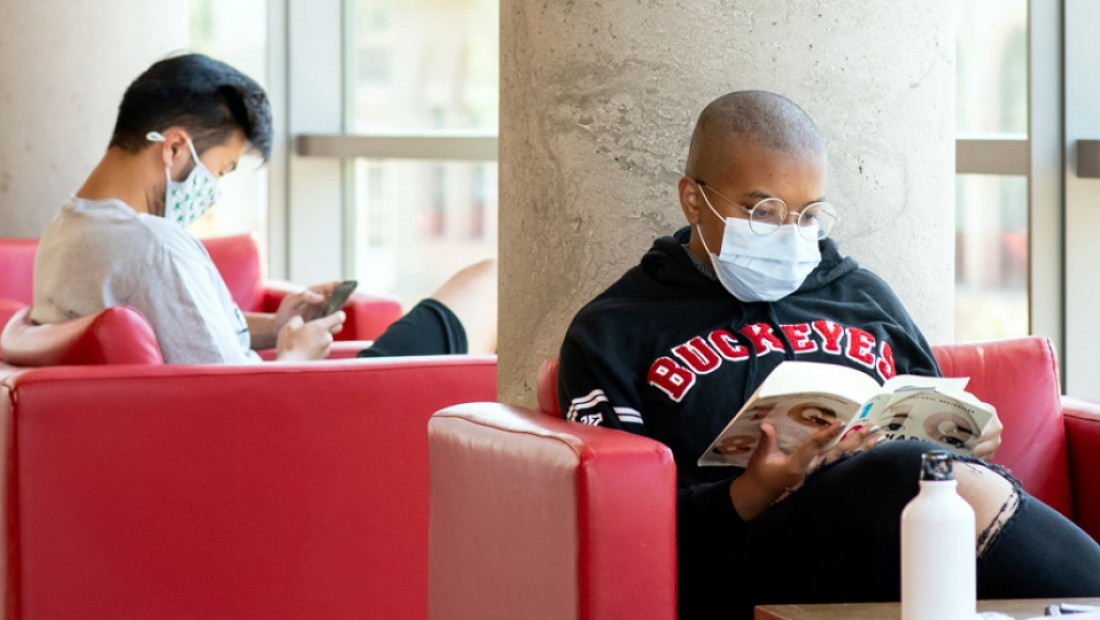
left=919, top=450, right=955, bottom=481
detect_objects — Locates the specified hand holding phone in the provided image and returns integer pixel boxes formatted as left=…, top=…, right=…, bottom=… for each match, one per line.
left=312, top=280, right=358, bottom=320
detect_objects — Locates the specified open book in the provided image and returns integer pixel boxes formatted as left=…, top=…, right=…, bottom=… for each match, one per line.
left=698, top=361, right=996, bottom=468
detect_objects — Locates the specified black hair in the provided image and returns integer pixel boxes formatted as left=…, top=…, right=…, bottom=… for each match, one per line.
left=109, top=53, right=273, bottom=161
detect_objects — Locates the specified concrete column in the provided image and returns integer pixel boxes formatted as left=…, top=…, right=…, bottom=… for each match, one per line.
left=500, top=1, right=955, bottom=405
left=0, top=1, right=189, bottom=238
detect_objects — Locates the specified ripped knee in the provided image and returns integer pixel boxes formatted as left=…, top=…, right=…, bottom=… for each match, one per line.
left=954, top=461, right=1020, bottom=556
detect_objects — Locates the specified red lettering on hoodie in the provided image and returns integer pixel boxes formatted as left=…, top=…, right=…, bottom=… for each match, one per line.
left=739, top=323, right=785, bottom=356
left=845, top=327, right=876, bottom=368
left=708, top=329, right=750, bottom=361
left=781, top=323, right=818, bottom=353
left=647, top=356, right=696, bottom=402
left=812, top=320, right=845, bottom=354
left=672, top=337, right=721, bottom=374
left=877, top=341, right=897, bottom=380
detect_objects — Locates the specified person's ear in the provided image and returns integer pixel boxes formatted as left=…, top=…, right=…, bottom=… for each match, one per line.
left=678, top=176, right=705, bottom=226
left=148, top=128, right=191, bottom=171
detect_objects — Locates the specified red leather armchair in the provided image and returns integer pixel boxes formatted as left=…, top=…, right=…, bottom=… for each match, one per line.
left=427, top=337, right=1100, bottom=619
left=0, top=354, right=497, bottom=619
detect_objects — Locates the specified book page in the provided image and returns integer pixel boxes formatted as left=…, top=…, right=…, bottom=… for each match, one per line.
left=697, top=361, right=983, bottom=467
left=867, top=390, right=995, bottom=454
left=841, top=376, right=971, bottom=432
left=698, top=361, right=886, bottom=468
left=698, top=391, right=863, bottom=467
left=757, top=361, right=882, bottom=403
left=881, top=374, right=969, bottom=393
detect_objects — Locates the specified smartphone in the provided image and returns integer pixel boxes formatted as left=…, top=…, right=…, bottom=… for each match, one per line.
left=313, top=279, right=358, bottom=320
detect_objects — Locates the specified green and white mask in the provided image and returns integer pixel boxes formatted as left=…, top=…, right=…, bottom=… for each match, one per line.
left=147, top=131, right=221, bottom=228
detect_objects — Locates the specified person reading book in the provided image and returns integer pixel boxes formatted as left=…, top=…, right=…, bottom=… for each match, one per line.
left=556, top=90, right=1100, bottom=619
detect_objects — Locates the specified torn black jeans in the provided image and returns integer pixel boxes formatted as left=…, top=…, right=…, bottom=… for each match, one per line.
left=689, top=440, right=1100, bottom=620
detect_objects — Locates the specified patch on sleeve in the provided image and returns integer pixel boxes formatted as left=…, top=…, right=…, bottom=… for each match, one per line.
left=566, top=388, right=608, bottom=424
left=566, top=389, right=641, bottom=426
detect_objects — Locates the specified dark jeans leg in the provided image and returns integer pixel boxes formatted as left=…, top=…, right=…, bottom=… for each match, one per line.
left=976, top=492, right=1100, bottom=598
left=713, top=441, right=1100, bottom=620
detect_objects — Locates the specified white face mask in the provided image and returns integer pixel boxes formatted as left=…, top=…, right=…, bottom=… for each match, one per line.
left=697, top=193, right=822, bottom=302
left=147, top=131, right=221, bottom=228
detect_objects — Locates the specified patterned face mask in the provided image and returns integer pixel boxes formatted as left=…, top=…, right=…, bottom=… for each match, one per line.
left=146, top=131, right=222, bottom=228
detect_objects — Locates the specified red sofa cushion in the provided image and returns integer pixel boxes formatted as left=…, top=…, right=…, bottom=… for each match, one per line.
left=0, top=239, right=37, bottom=304
left=933, top=337, right=1072, bottom=518
left=201, top=234, right=266, bottom=312
left=0, top=306, right=164, bottom=366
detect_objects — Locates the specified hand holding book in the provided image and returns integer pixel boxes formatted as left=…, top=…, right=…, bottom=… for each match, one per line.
left=699, top=361, right=1000, bottom=468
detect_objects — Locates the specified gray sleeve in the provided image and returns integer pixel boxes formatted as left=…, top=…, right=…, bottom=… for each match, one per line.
left=128, top=242, right=256, bottom=365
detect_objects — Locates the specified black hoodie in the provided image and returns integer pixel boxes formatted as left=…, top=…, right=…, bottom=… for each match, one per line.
left=557, top=226, right=939, bottom=616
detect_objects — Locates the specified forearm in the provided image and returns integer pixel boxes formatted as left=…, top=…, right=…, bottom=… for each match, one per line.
left=245, top=312, right=277, bottom=350
left=728, top=473, right=786, bottom=521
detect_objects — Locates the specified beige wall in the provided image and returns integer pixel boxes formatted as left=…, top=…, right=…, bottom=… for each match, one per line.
left=498, top=1, right=955, bottom=406
left=0, top=1, right=189, bottom=238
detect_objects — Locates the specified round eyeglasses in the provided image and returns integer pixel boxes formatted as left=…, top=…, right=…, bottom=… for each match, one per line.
left=695, top=179, right=839, bottom=240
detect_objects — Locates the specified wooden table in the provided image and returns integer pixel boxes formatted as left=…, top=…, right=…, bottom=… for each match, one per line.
left=755, top=597, right=1100, bottom=619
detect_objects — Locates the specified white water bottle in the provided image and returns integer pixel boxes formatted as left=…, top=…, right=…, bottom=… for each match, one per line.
left=901, top=451, right=976, bottom=620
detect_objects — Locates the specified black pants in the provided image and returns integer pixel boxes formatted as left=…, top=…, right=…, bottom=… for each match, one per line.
left=356, top=298, right=467, bottom=358
left=682, top=440, right=1100, bottom=619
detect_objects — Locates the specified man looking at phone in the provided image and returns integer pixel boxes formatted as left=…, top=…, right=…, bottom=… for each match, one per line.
left=32, top=53, right=497, bottom=363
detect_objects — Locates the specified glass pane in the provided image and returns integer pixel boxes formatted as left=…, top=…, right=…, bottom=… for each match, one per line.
left=956, top=0, right=1027, bottom=136
left=348, top=0, right=499, bottom=307
left=353, top=160, right=497, bottom=308
left=188, top=0, right=270, bottom=261
left=351, top=0, right=499, bottom=132
left=955, top=175, right=1029, bottom=342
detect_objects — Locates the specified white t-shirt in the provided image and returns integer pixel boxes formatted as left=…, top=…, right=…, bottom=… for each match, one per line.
left=31, top=197, right=259, bottom=364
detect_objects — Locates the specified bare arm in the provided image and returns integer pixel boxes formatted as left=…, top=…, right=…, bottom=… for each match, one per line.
left=246, top=281, right=340, bottom=351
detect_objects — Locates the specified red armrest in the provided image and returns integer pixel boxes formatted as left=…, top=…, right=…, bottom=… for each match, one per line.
left=428, top=403, right=677, bottom=620
left=0, top=306, right=163, bottom=366
left=1063, top=395, right=1100, bottom=542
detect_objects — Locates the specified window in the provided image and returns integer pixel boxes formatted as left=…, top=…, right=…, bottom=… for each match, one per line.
left=953, top=0, right=1028, bottom=343
left=347, top=0, right=499, bottom=307
left=188, top=0, right=271, bottom=266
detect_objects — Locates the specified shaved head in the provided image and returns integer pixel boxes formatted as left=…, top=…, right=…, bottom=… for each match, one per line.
left=685, top=91, right=824, bottom=182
